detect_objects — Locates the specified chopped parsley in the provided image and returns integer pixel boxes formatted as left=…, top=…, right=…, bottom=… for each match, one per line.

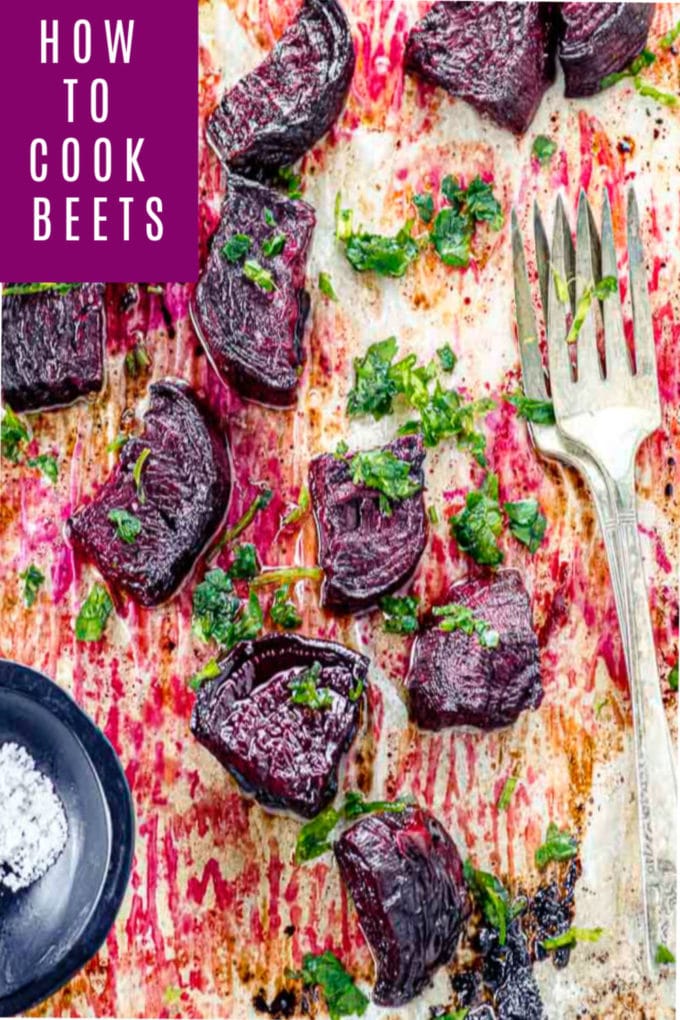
left=432, top=603, right=500, bottom=648
left=535, top=822, right=578, bottom=869
left=262, top=233, right=286, bottom=258
left=228, top=542, right=260, bottom=580
left=349, top=449, right=422, bottom=515
left=564, top=275, right=617, bottom=344
left=75, top=583, right=114, bottom=642
left=532, top=135, right=558, bottom=164
left=318, top=271, right=338, bottom=301
left=108, top=508, right=142, bottom=544
left=342, top=791, right=409, bottom=820
left=107, top=433, right=128, bottom=454
left=541, top=927, right=603, bottom=952
left=431, top=175, right=503, bottom=269
left=28, top=454, right=58, bottom=484
left=634, top=79, right=677, bottom=106
left=188, top=658, right=221, bottom=692
left=292, top=951, right=368, bottom=1020
left=191, top=569, right=263, bottom=649
left=243, top=259, right=277, bottom=293
left=601, top=48, right=656, bottom=88
left=431, top=206, right=473, bottom=267
left=2, top=282, right=82, bottom=296
left=450, top=473, right=504, bottom=566
left=221, top=233, right=252, bottom=262
left=505, top=392, right=556, bottom=425
left=132, top=447, right=151, bottom=503
left=437, top=344, right=457, bottom=372
left=463, top=860, right=525, bottom=946
left=412, top=192, right=434, bottom=223
left=379, top=594, right=420, bottom=635
left=270, top=586, right=302, bottom=629
left=656, top=943, right=676, bottom=964
left=295, top=793, right=408, bottom=863
left=281, top=486, right=310, bottom=527
left=213, top=487, right=273, bottom=553
left=345, top=222, right=420, bottom=278
left=289, top=661, right=333, bottom=710
left=659, top=20, right=680, bottom=49
left=20, top=565, right=45, bottom=607
left=347, top=336, right=400, bottom=419
left=669, top=660, right=678, bottom=692
left=504, top=498, right=547, bottom=554
left=250, top=565, right=323, bottom=588
left=428, top=505, right=439, bottom=524
left=1, top=406, right=29, bottom=463
left=276, top=166, right=303, bottom=199
left=263, top=208, right=276, bottom=227
left=497, top=776, right=519, bottom=811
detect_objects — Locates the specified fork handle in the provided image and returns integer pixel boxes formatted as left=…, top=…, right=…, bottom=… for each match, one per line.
left=605, top=475, right=677, bottom=970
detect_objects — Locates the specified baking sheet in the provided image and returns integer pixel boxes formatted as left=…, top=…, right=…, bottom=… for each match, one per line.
left=1, top=1, right=678, bottom=1017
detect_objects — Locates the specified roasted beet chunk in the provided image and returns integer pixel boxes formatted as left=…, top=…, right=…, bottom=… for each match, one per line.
left=407, top=570, right=542, bottom=731
left=557, top=3, right=655, bottom=97
left=208, top=0, right=354, bottom=175
left=67, top=380, right=231, bottom=606
left=309, top=435, right=427, bottom=614
left=190, top=634, right=368, bottom=818
left=404, top=3, right=555, bottom=134
left=334, top=806, right=469, bottom=1005
left=193, top=175, right=315, bottom=407
left=2, top=284, right=105, bottom=412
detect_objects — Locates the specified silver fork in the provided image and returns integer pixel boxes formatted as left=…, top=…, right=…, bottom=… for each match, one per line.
left=542, top=188, right=676, bottom=972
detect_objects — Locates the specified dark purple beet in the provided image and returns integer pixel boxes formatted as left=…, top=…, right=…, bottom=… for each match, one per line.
left=207, top=0, right=355, bottom=175
left=334, top=806, right=470, bottom=1006
left=406, top=570, right=543, bottom=731
left=309, top=435, right=427, bottom=614
left=67, top=379, right=231, bottom=607
left=190, top=634, right=368, bottom=819
left=2, top=284, right=105, bottom=412
left=557, top=3, right=655, bottom=97
left=404, top=3, right=555, bottom=134
left=192, top=175, right=315, bottom=407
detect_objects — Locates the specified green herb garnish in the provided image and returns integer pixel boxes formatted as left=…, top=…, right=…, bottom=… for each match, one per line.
left=497, top=776, right=519, bottom=811
left=192, top=570, right=263, bottom=649
left=504, top=498, right=547, bottom=554
left=28, top=454, right=58, bottom=485
left=431, top=175, right=503, bottom=268
left=656, top=943, right=676, bottom=964
left=250, top=565, right=323, bottom=588
left=347, top=336, right=400, bottom=419
left=633, top=78, right=677, bottom=106
left=20, top=565, right=45, bottom=608
left=2, top=282, right=82, bottom=297
left=433, top=603, right=500, bottom=648
left=270, top=586, right=302, bottom=629
left=264, top=208, right=276, bottom=226
left=282, top=486, right=310, bottom=527
left=412, top=192, right=434, bottom=223
left=437, top=344, right=457, bottom=372
left=124, top=344, right=151, bottom=377
left=458, top=177, right=503, bottom=227
left=213, top=487, right=273, bottom=553
left=295, top=794, right=407, bottom=863
left=601, top=48, right=656, bottom=88
left=344, top=222, right=420, bottom=278
left=463, top=860, right=525, bottom=945
left=541, top=927, right=603, bottom=951
left=75, top=583, right=114, bottom=642
left=289, top=661, right=333, bottom=710
left=221, top=233, right=252, bottom=262
left=349, top=449, right=422, bottom=515
left=107, top=433, right=128, bottom=454
left=132, top=447, right=151, bottom=504
left=535, top=822, right=578, bottom=869
left=505, top=392, right=556, bottom=425
left=318, top=271, right=338, bottom=301
left=431, top=207, right=473, bottom=267
left=262, top=233, right=286, bottom=258
left=293, top=951, right=368, bottom=1020
left=188, top=658, right=221, bottom=692
left=659, top=20, right=680, bottom=49
left=428, top=505, right=439, bottom=524
left=669, top=660, right=678, bottom=692
left=229, top=542, right=260, bottom=580
left=565, top=275, right=617, bottom=344
left=1, top=406, right=29, bottom=463
left=379, top=594, right=420, bottom=635
left=243, top=259, right=277, bottom=293
left=532, top=136, right=558, bottom=165
left=277, top=166, right=303, bottom=199
left=450, top=473, right=504, bottom=566
left=108, top=508, right=142, bottom=544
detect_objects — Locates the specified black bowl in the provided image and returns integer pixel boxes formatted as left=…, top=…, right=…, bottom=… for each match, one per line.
left=0, top=660, right=135, bottom=1015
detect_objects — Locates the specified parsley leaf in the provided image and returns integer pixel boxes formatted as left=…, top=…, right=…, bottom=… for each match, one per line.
left=344, top=222, right=420, bottom=278
left=243, top=259, right=277, bottom=293
left=214, top=487, right=273, bottom=553
left=433, top=603, right=500, bottom=648
left=2, top=282, right=82, bottom=297
left=20, top=565, right=45, bottom=608
left=1, top=406, right=29, bottom=463
left=565, top=275, right=617, bottom=344
left=289, top=661, right=333, bottom=709
left=262, top=233, right=286, bottom=258
left=230, top=590, right=264, bottom=645
left=634, top=78, right=677, bottom=106
left=318, top=271, right=338, bottom=301
left=659, top=20, right=680, bottom=49
left=541, top=927, right=603, bottom=952
left=28, top=454, right=58, bottom=484
left=450, top=473, right=504, bottom=566
left=221, top=233, right=252, bottom=263
left=349, top=449, right=422, bottom=515
left=669, top=660, right=678, bottom=692
left=188, top=658, right=221, bottom=692
left=270, top=586, right=302, bottom=629
left=282, top=486, right=310, bottom=527
left=431, top=175, right=503, bottom=267
left=108, top=508, right=142, bottom=544
left=191, top=569, right=240, bottom=645
left=601, top=48, right=655, bottom=88
left=107, top=433, right=128, bottom=454
left=132, top=447, right=151, bottom=503
left=505, top=392, right=556, bottom=425
left=342, top=791, right=409, bottom=820
left=463, top=860, right=525, bottom=945
left=437, top=344, right=457, bottom=372
left=295, top=805, right=341, bottom=863
left=535, top=822, right=579, bottom=869
left=263, top=208, right=276, bottom=227
left=656, top=943, right=676, bottom=964
left=75, top=583, right=114, bottom=642
left=532, top=135, right=558, bottom=165
left=276, top=166, right=303, bottom=199
left=412, top=192, right=434, bottom=223
left=464, top=177, right=504, bottom=230
left=431, top=206, right=473, bottom=267
left=294, top=952, right=368, bottom=1020
left=497, top=776, right=519, bottom=810
left=380, top=594, right=420, bottom=635
left=229, top=542, right=260, bottom=580
left=347, top=336, right=399, bottom=419
left=504, top=498, right=547, bottom=554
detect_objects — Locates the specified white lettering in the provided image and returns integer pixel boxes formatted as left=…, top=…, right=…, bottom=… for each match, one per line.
left=93, top=138, right=112, bottom=182
left=63, top=78, right=78, bottom=122
left=90, top=79, right=109, bottom=123
left=73, top=20, right=92, bottom=64
left=146, top=197, right=163, bottom=241
left=30, top=139, right=48, bottom=183
left=125, top=138, right=144, bottom=182
left=66, top=196, right=80, bottom=240
left=61, top=138, right=80, bottom=183
left=119, top=196, right=133, bottom=241
left=33, top=197, right=51, bottom=240
left=104, top=20, right=134, bottom=63
left=93, top=197, right=108, bottom=241
left=40, top=20, right=58, bottom=64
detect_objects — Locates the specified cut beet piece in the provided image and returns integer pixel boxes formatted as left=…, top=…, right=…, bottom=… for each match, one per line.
left=404, top=3, right=555, bottom=134
left=207, top=0, right=355, bottom=175
left=557, top=3, right=655, bottom=97
left=334, top=805, right=470, bottom=1005
left=309, top=435, right=427, bottom=614
left=406, top=570, right=543, bottom=731
left=190, top=634, right=368, bottom=818
left=2, top=284, right=105, bottom=412
left=192, top=175, right=315, bottom=407
left=67, top=379, right=231, bottom=607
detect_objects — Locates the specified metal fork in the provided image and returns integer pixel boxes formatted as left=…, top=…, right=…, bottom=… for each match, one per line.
left=524, top=187, right=676, bottom=972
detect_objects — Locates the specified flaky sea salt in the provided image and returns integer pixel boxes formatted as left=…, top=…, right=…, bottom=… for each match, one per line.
left=0, top=742, right=68, bottom=892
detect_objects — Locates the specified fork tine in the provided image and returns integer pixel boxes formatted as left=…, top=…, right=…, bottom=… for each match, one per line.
left=533, top=202, right=550, bottom=316
left=512, top=209, right=549, bottom=400
left=557, top=201, right=576, bottom=312
left=546, top=197, right=573, bottom=408
left=627, top=188, right=657, bottom=379
left=601, top=191, right=632, bottom=380
left=575, top=190, right=604, bottom=382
